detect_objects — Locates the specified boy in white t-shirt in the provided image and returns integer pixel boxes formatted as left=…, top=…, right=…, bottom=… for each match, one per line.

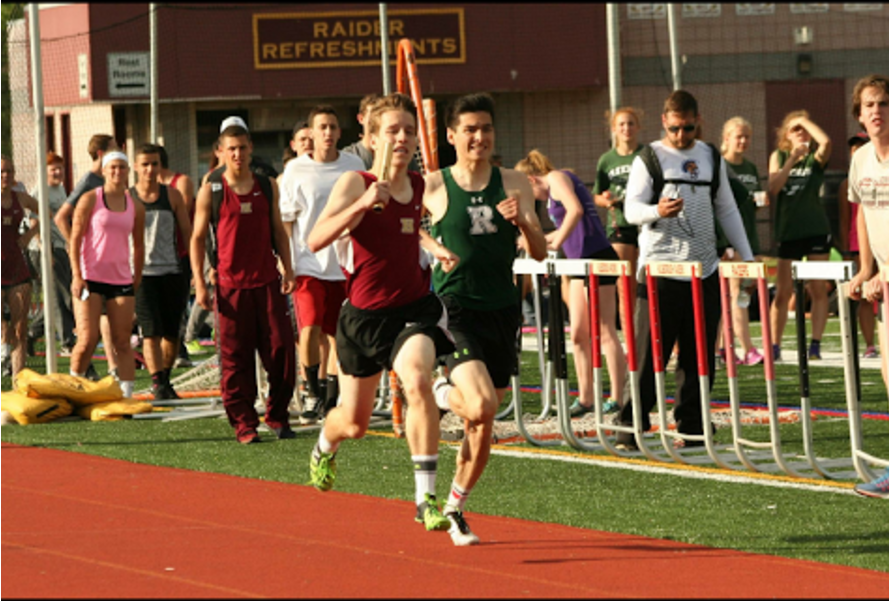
left=279, top=106, right=365, bottom=424
left=847, top=74, right=889, bottom=499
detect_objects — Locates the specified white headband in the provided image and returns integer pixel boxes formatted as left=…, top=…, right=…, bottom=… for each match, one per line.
left=220, top=116, right=249, bottom=133
left=101, top=151, right=129, bottom=169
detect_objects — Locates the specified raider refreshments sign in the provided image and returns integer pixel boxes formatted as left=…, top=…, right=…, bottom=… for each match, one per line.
left=254, top=8, right=466, bottom=69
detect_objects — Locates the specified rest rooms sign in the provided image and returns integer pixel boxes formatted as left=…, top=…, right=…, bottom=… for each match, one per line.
left=253, top=8, right=465, bottom=70
left=107, top=52, right=150, bottom=97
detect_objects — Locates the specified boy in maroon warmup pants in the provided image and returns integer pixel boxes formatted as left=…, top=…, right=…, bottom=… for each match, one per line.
left=190, top=120, right=297, bottom=444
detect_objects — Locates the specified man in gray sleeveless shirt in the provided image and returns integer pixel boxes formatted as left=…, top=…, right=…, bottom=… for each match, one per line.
left=130, top=143, right=192, bottom=399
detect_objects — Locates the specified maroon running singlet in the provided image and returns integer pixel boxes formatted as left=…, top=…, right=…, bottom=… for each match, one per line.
left=348, top=171, right=430, bottom=311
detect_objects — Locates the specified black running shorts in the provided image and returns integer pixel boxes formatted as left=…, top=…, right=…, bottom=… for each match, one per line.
left=777, top=234, right=833, bottom=260
left=336, top=293, right=455, bottom=378
left=135, top=272, right=189, bottom=338
left=440, top=295, right=522, bottom=389
left=571, top=245, right=621, bottom=285
left=607, top=226, right=639, bottom=247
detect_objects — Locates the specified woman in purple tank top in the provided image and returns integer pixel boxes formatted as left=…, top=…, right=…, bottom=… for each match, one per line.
left=69, top=152, right=145, bottom=398
left=516, top=150, right=626, bottom=416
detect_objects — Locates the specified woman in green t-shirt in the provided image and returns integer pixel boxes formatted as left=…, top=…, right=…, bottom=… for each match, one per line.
left=718, top=116, right=766, bottom=367
left=593, top=107, right=644, bottom=330
left=767, top=110, right=832, bottom=361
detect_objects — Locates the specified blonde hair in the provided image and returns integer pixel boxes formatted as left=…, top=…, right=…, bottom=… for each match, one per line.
left=720, top=116, right=752, bottom=154
left=775, top=110, right=809, bottom=153
left=514, top=149, right=556, bottom=177
left=367, top=92, right=417, bottom=136
left=606, top=106, right=644, bottom=130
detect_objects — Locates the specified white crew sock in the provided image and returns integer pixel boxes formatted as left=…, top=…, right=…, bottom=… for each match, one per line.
left=433, top=378, right=452, bottom=411
left=445, top=482, right=470, bottom=514
left=316, top=427, right=339, bottom=456
left=412, top=454, right=438, bottom=505
left=120, top=380, right=134, bottom=398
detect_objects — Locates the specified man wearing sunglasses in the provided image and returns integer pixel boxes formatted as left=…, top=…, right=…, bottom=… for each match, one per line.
left=615, top=90, right=754, bottom=451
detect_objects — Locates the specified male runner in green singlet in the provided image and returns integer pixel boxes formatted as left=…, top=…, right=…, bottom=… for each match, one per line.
left=424, top=93, right=547, bottom=545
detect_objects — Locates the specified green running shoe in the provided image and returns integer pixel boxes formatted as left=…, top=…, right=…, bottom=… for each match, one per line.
left=185, top=340, right=203, bottom=355
left=309, top=451, right=337, bottom=492
left=414, top=493, right=450, bottom=531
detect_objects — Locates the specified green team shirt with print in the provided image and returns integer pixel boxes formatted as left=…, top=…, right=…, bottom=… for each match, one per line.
left=593, top=146, right=643, bottom=237
left=716, top=158, right=761, bottom=254
left=430, top=166, right=520, bottom=311
left=774, top=150, right=830, bottom=243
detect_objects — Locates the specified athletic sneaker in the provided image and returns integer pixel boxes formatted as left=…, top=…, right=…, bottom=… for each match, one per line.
left=853, top=468, right=889, bottom=499
left=185, top=340, right=203, bottom=355
left=309, top=450, right=337, bottom=491
left=152, top=382, right=179, bottom=401
left=742, top=348, right=764, bottom=366
left=270, top=425, right=296, bottom=440
left=862, top=346, right=879, bottom=360
left=84, top=363, right=101, bottom=381
left=808, top=341, right=821, bottom=360
left=445, top=511, right=480, bottom=546
left=415, top=493, right=450, bottom=531
left=569, top=400, right=593, bottom=417
left=300, top=396, right=322, bottom=425
left=615, top=441, right=639, bottom=453
left=601, top=400, right=619, bottom=414
left=237, top=429, right=261, bottom=445
left=718, top=348, right=740, bottom=366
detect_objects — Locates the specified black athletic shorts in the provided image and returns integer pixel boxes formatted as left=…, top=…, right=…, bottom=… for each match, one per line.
left=85, top=280, right=135, bottom=301
left=607, top=226, right=639, bottom=247
left=440, top=295, right=522, bottom=389
left=135, top=272, right=188, bottom=338
left=571, top=245, right=621, bottom=285
left=777, top=234, right=833, bottom=260
left=336, top=293, right=455, bottom=378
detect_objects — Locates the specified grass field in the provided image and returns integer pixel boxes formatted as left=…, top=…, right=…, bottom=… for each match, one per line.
left=3, top=316, right=888, bottom=573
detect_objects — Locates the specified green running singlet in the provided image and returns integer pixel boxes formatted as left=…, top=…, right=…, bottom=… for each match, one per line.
left=431, top=166, right=519, bottom=311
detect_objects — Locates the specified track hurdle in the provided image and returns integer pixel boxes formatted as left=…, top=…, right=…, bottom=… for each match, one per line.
left=510, top=257, right=560, bottom=446
left=718, top=261, right=827, bottom=477
left=641, top=261, right=743, bottom=468
left=536, top=259, right=651, bottom=457
left=790, top=260, right=861, bottom=479
left=846, top=264, right=889, bottom=481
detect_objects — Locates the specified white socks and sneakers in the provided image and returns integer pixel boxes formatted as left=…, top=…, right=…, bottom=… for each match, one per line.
left=444, top=482, right=480, bottom=546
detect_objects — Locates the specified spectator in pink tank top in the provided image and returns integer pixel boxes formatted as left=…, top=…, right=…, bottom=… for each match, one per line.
left=69, top=152, right=145, bottom=398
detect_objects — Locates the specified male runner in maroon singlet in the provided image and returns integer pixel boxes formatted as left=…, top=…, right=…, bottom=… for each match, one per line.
left=190, top=123, right=297, bottom=444
left=305, top=93, right=461, bottom=534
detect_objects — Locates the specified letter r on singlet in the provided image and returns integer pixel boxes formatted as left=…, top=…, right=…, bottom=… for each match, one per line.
left=467, top=205, right=498, bottom=235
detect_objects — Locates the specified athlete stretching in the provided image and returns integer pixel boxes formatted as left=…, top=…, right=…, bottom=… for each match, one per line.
left=425, top=93, right=547, bottom=545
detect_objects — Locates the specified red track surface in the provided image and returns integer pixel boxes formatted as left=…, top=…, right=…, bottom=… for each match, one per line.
left=3, top=443, right=887, bottom=598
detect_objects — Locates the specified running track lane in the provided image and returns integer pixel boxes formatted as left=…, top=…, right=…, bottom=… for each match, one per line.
left=2, top=444, right=887, bottom=598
